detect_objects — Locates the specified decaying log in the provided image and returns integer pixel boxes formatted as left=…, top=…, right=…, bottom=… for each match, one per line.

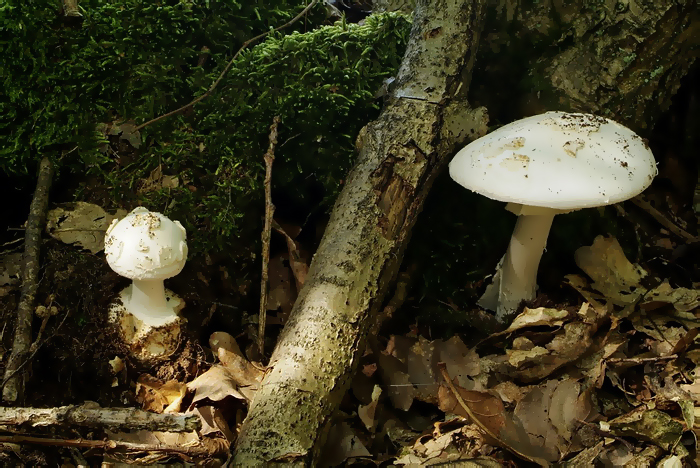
left=231, top=0, right=489, bottom=464
left=0, top=404, right=201, bottom=433
left=3, top=157, right=54, bottom=403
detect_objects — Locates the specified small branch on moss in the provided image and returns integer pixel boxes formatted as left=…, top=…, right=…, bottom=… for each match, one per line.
left=135, top=1, right=318, bottom=132
left=258, top=116, right=281, bottom=356
left=3, top=157, right=54, bottom=403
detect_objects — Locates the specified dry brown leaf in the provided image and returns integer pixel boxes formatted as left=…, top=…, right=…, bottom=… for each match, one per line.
left=46, top=202, right=127, bottom=254
left=512, top=381, right=562, bottom=460
left=574, top=235, right=648, bottom=305
left=187, top=365, right=251, bottom=404
left=377, top=351, right=415, bottom=411
left=358, top=385, right=382, bottom=432
left=407, top=336, right=439, bottom=404
left=135, top=374, right=186, bottom=413
left=320, top=421, right=371, bottom=466
left=272, top=219, right=309, bottom=290
left=606, top=406, right=684, bottom=452
left=394, top=423, right=494, bottom=466
left=436, top=336, right=482, bottom=390
left=137, top=165, right=180, bottom=194
left=190, top=406, right=236, bottom=441
left=643, top=281, right=700, bottom=312
left=504, top=306, right=570, bottom=333
left=266, top=254, right=296, bottom=316
left=111, top=120, right=142, bottom=148
left=209, top=332, right=264, bottom=387
left=437, top=384, right=506, bottom=440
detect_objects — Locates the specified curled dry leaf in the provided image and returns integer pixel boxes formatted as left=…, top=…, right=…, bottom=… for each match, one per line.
left=187, top=332, right=264, bottom=405
left=135, top=374, right=187, bottom=414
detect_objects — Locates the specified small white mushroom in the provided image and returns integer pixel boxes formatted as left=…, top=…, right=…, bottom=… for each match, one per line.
left=104, top=207, right=188, bottom=360
left=449, top=111, right=657, bottom=322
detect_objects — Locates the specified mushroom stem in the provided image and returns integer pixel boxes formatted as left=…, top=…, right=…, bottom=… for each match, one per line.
left=485, top=211, right=556, bottom=322
left=127, top=279, right=176, bottom=327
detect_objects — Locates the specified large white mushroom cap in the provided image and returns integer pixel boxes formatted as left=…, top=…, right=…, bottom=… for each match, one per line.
left=449, top=111, right=657, bottom=209
left=104, top=207, right=188, bottom=281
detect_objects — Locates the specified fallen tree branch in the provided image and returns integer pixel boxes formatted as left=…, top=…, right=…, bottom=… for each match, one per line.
left=231, top=0, right=489, bottom=464
left=3, top=156, right=54, bottom=403
left=0, top=404, right=201, bottom=433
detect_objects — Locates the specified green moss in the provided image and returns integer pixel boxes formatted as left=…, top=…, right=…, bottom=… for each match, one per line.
left=1, top=1, right=411, bottom=257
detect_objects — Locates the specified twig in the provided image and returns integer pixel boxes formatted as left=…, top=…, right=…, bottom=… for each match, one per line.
left=3, top=157, right=54, bottom=403
left=0, top=434, right=227, bottom=458
left=630, top=195, right=698, bottom=242
left=135, top=1, right=318, bottom=132
left=0, top=404, right=201, bottom=432
left=2, top=297, right=70, bottom=394
left=258, top=116, right=281, bottom=356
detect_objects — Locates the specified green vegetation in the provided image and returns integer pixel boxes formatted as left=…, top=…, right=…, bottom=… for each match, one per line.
left=0, top=0, right=411, bottom=254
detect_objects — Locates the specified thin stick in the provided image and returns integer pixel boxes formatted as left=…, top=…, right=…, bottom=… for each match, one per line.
left=630, top=195, right=698, bottom=242
left=3, top=157, right=54, bottom=403
left=0, top=404, right=201, bottom=432
left=135, top=1, right=318, bottom=132
left=258, top=116, right=281, bottom=356
left=0, top=434, right=227, bottom=458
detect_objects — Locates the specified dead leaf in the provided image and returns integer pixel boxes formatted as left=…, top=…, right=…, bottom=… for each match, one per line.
left=188, top=365, right=251, bottom=404
left=109, top=120, right=142, bottom=148
left=272, top=219, right=309, bottom=290
left=606, top=406, right=684, bottom=451
left=137, top=165, right=180, bottom=194
left=209, top=332, right=264, bottom=387
left=377, top=350, right=415, bottom=411
left=436, top=336, right=482, bottom=391
left=267, top=254, right=295, bottom=317
left=320, top=422, right=370, bottom=467
left=135, top=375, right=186, bottom=413
left=46, top=202, right=127, bottom=254
left=358, top=385, right=382, bottom=432
left=574, top=235, right=648, bottom=305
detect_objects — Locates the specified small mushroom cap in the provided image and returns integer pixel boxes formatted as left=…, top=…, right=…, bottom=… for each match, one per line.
left=105, top=207, right=187, bottom=280
left=449, top=112, right=657, bottom=210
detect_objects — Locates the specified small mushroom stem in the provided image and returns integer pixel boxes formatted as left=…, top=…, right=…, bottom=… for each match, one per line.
left=496, top=211, right=556, bottom=322
left=128, top=279, right=175, bottom=326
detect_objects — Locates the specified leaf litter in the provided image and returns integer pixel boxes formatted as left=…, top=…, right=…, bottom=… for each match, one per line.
left=332, top=234, right=700, bottom=466
left=17, top=191, right=700, bottom=466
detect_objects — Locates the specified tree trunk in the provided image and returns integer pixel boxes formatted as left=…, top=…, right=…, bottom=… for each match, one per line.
left=472, top=0, right=699, bottom=126
left=231, top=0, right=489, bottom=464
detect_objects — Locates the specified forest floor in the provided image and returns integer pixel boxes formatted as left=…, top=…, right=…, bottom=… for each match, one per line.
left=1, top=84, right=700, bottom=467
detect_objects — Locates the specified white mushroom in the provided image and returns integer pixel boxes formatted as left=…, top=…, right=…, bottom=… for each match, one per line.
left=449, top=111, right=657, bottom=322
left=104, top=207, right=188, bottom=360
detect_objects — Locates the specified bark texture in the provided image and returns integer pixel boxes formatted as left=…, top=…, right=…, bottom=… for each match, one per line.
left=3, top=157, right=54, bottom=403
left=231, top=0, right=489, bottom=464
left=0, top=404, right=200, bottom=432
left=473, top=0, right=699, bottom=126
